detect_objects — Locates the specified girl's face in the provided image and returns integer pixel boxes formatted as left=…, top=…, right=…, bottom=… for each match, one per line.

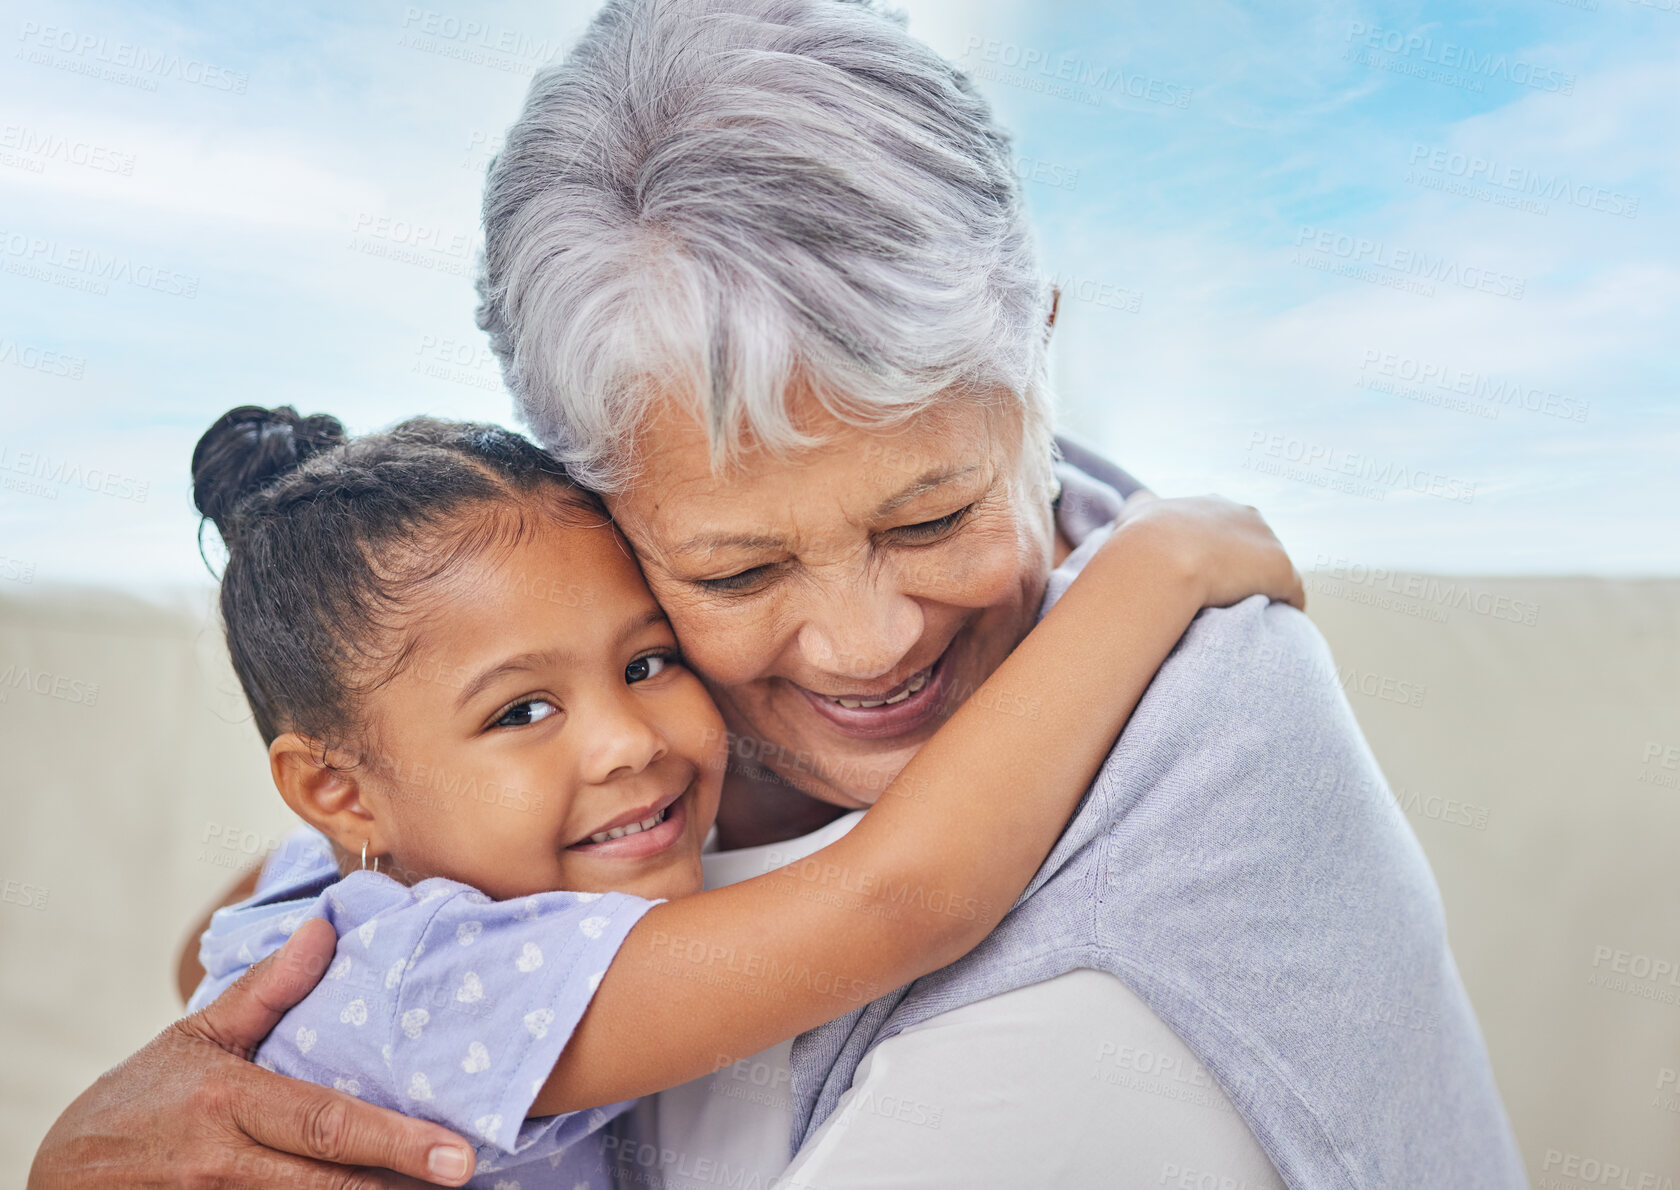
left=351, top=511, right=726, bottom=902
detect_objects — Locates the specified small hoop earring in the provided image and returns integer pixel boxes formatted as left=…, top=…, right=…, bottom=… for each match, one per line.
left=361, top=840, right=379, bottom=874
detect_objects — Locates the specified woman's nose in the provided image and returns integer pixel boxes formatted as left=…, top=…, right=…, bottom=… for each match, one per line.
left=795, top=581, right=925, bottom=682
left=578, top=692, right=668, bottom=786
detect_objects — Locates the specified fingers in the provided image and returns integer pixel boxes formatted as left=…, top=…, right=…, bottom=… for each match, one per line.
left=1115, top=489, right=1157, bottom=520
left=233, top=1080, right=475, bottom=1187
left=190, top=918, right=338, bottom=1060
left=210, top=1145, right=467, bottom=1190
left=184, top=919, right=475, bottom=1184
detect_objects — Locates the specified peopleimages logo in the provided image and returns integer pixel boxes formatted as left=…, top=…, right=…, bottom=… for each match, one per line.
left=1587, top=944, right=1680, bottom=1009
left=1295, top=226, right=1525, bottom=301
left=1408, top=144, right=1638, bottom=220
left=0, top=662, right=100, bottom=707
left=0, top=337, right=85, bottom=380
left=0, top=124, right=135, bottom=176
left=959, top=37, right=1193, bottom=109
left=0, top=443, right=149, bottom=502
left=1345, top=22, right=1577, bottom=95
left=398, top=7, right=559, bottom=61
left=347, top=213, right=477, bottom=277
left=1540, top=1150, right=1674, bottom=1190
left=0, top=229, right=200, bottom=298
left=1312, top=554, right=1541, bottom=627
left=1246, top=431, right=1477, bottom=505
left=1356, top=349, right=1591, bottom=425
left=16, top=21, right=249, bottom=93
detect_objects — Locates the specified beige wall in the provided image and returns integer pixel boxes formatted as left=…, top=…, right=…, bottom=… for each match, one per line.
left=2, top=575, right=1677, bottom=1186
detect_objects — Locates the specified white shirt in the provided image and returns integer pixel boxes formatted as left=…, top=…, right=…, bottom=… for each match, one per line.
left=618, top=814, right=1283, bottom=1189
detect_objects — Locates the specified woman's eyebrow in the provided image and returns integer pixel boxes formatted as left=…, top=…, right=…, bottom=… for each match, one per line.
left=872, top=465, right=981, bottom=518
left=668, top=466, right=984, bottom=557
left=669, top=531, right=786, bottom=556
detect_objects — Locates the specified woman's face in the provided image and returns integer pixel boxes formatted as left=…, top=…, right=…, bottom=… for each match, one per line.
left=605, top=390, right=1058, bottom=812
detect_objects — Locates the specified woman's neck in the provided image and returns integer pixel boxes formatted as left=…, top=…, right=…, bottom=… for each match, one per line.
left=1053, top=522, right=1074, bottom=567
left=713, top=761, right=850, bottom=851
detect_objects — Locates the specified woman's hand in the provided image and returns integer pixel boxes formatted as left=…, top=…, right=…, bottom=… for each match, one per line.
left=1103, top=492, right=1306, bottom=612
left=29, top=918, right=476, bottom=1190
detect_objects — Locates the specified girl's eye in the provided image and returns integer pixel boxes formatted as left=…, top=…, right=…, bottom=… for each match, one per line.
left=894, top=505, right=972, bottom=541
left=626, top=652, right=676, bottom=684
left=494, top=699, right=558, bottom=729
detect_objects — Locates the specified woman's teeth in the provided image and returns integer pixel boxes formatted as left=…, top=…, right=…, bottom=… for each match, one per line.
left=588, top=808, right=666, bottom=845
left=828, top=667, right=930, bottom=710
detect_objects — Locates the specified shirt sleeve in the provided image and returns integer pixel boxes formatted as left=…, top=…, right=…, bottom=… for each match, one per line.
left=256, top=824, right=338, bottom=894
left=185, top=825, right=341, bottom=1015
left=254, top=871, right=658, bottom=1161
left=392, top=881, right=658, bottom=1155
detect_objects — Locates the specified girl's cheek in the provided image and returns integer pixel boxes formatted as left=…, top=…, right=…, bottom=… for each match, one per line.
left=673, top=677, right=730, bottom=768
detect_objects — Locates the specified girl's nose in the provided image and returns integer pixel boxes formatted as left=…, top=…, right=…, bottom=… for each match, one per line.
left=578, top=691, right=668, bottom=786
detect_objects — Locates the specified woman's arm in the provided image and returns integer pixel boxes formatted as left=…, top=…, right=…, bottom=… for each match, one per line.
left=34, top=919, right=479, bottom=1188
left=532, top=496, right=1300, bottom=1114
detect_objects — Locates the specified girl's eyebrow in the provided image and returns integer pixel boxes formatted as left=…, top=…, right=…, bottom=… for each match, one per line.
left=452, top=607, right=670, bottom=711
left=454, top=649, right=564, bottom=712
left=611, top=605, right=671, bottom=647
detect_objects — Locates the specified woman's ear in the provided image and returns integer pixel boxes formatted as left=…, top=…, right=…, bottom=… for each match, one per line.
left=268, top=732, right=388, bottom=861
left=1043, top=285, right=1061, bottom=344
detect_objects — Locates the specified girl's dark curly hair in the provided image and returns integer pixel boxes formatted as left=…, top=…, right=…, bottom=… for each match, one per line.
left=191, top=405, right=606, bottom=749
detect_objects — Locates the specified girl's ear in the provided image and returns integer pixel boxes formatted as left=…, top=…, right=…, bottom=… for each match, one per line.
left=268, top=732, right=388, bottom=861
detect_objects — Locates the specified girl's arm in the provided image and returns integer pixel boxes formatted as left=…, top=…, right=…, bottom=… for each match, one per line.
left=533, top=495, right=1301, bottom=1115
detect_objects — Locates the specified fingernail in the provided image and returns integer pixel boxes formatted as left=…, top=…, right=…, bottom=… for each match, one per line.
left=428, top=1145, right=471, bottom=1181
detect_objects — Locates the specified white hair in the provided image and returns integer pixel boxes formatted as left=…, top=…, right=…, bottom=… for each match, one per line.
left=475, top=0, right=1056, bottom=493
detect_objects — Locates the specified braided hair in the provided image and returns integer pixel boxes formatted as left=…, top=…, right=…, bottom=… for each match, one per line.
left=191, top=405, right=605, bottom=749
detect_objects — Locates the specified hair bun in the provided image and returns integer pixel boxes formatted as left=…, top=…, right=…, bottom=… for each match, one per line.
left=192, top=405, right=346, bottom=539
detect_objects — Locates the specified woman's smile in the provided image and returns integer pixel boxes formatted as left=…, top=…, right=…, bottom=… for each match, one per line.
left=792, top=646, right=953, bottom=739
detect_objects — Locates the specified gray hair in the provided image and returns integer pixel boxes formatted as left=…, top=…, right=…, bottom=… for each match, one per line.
left=475, top=0, right=1056, bottom=493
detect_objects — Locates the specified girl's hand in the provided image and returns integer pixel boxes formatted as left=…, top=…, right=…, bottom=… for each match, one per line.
left=1100, top=492, right=1306, bottom=612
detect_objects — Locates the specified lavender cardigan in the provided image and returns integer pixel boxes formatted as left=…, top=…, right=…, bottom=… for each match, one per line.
left=787, top=439, right=1526, bottom=1188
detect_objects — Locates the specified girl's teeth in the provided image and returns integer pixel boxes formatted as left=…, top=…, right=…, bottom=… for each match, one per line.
left=831, top=668, right=930, bottom=710
left=588, top=808, right=666, bottom=846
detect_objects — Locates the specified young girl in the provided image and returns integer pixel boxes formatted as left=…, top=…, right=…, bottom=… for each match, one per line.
left=186, top=404, right=1299, bottom=1187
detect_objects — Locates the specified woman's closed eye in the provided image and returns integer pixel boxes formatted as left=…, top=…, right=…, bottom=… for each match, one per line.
left=692, top=563, right=782, bottom=594
left=689, top=507, right=974, bottom=594
left=889, top=504, right=973, bottom=543
left=492, top=698, right=559, bottom=729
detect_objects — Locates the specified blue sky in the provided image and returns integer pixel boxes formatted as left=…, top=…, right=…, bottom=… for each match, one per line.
left=1, top=0, right=1675, bottom=592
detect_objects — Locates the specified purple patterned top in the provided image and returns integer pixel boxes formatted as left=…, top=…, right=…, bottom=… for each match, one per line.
left=189, top=828, right=658, bottom=1188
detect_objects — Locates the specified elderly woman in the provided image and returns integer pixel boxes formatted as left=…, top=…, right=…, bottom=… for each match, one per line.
left=32, top=2, right=1525, bottom=1187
